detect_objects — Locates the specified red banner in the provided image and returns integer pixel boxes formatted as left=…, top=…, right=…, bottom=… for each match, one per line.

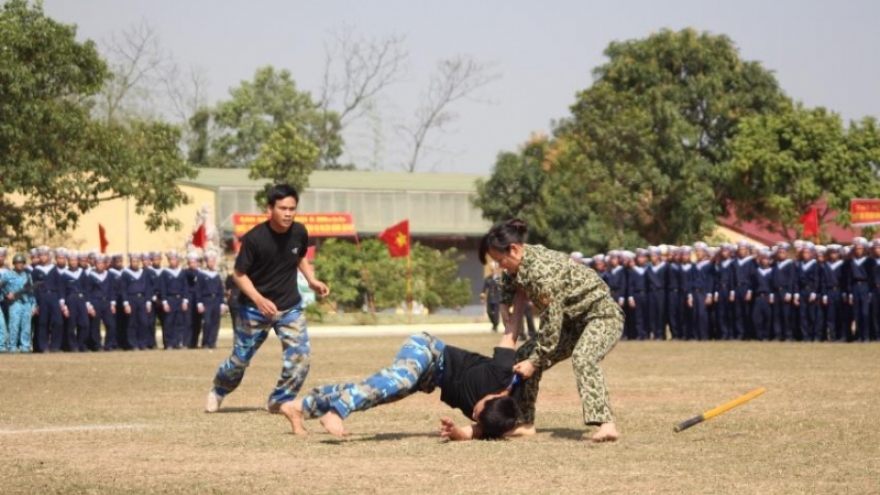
left=232, top=213, right=356, bottom=242
left=850, top=199, right=880, bottom=227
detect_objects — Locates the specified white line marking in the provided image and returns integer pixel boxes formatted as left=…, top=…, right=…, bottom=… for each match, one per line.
left=0, top=424, right=150, bottom=435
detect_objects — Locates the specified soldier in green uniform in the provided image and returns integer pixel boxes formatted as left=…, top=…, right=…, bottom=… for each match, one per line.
left=480, top=219, right=623, bottom=442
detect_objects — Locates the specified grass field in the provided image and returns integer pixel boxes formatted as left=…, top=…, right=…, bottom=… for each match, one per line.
left=2, top=333, right=879, bottom=494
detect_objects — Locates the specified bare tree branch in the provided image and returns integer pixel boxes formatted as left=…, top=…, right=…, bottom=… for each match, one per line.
left=161, top=63, right=210, bottom=126
left=320, top=25, right=408, bottom=127
left=401, top=55, right=501, bottom=172
left=96, top=20, right=174, bottom=125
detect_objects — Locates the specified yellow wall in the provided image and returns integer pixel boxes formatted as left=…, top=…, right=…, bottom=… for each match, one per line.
left=710, top=225, right=768, bottom=248
left=24, top=185, right=217, bottom=255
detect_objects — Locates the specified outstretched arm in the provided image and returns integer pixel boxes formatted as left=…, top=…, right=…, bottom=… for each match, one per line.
left=498, top=289, right=528, bottom=349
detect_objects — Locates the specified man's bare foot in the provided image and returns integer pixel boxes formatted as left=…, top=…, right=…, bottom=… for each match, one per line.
left=280, top=399, right=308, bottom=436
left=589, top=422, right=619, bottom=443
left=319, top=411, right=347, bottom=438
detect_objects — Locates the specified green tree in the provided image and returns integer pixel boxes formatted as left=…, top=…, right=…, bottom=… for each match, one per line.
left=0, top=0, right=195, bottom=243
left=567, top=28, right=787, bottom=244
left=728, top=104, right=880, bottom=239
left=211, top=66, right=342, bottom=169
left=471, top=136, right=548, bottom=228
left=249, top=122, right=321, bottom=204
left=314, top=239, right=471, bottom=313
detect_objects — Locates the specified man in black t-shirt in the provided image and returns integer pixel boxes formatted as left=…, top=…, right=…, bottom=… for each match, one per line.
left=280, top=324, right=530, bottom=440
left=205, top=184, right=329, bottom=414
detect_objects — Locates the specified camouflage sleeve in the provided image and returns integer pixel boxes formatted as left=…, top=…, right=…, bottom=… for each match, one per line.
left=530, top=297, right=564, bottom=368
left=499, top=272, right=517, bottom=306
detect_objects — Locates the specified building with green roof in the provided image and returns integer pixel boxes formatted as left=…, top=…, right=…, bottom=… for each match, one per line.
left=180, top=168, right=493, bottom=308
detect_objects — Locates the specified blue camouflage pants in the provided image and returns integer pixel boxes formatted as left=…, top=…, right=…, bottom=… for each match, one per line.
left=211, top=304, right=309, bottom=408
left=0, top=307, right=7, bottom=351
left=7, top=301, right=34, bottom=352
left=301, top=333, right=446, bottom=419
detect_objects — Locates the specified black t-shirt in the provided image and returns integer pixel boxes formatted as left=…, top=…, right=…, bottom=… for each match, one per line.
left=234, top=221, right=308, bottom=311
left=440, top=346, right=516, bottom=419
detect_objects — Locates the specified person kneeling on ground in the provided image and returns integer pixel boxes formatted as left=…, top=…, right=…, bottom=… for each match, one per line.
left=281, top=321, right=532, bottom=440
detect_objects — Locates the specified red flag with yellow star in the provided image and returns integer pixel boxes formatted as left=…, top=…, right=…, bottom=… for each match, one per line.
left=378, top=220, right=410, bottom=257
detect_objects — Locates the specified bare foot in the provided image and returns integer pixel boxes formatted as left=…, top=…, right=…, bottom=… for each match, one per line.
left=280, top=399, right=308, bottom=436
left=319, top=411, right=347, bottom=438
left=589, top=422, right=619, bottom=443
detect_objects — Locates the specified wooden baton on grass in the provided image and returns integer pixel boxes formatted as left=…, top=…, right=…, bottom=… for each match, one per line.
left=674, top=387, right=766, bottom=432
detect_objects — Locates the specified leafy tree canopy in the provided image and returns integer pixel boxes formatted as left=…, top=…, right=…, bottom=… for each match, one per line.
left=0, top=0, right=195, bottom=243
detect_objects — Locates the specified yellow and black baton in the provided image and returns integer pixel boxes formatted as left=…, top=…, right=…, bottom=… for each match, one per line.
left=674, top=387, right=766, bottom=432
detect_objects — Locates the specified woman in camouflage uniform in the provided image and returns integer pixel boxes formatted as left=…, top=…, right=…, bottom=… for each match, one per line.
left=480, top=219, right=623, bottom=442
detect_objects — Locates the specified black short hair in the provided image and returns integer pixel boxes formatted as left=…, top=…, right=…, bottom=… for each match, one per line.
left=478, top=219, right=528, bottom=264
left=266, top=184, right=300, bottom=207
left=477, top=396, right=519, bottom=440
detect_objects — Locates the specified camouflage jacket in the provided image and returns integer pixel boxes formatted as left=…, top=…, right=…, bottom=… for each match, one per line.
left=500, top=244, right=622, bottom=367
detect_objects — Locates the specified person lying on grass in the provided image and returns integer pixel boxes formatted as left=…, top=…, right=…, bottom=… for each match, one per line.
left=281, top=312, right=534, bottom=440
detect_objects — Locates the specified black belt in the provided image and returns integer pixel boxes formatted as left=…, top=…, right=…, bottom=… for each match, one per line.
left=94, top=297, right=110, bottom=301
left=69, top=292, right=85, bottom=298
left=756, top=292, right=769, bottom=296
left=735, top=283, right=749, bottom=288
left=168, top=294, right=183, bottom=298
left=632, top=290, right=646, bottom=294
left=854, top=281, right=868, bottom=285
left=202, top=294, right=219, bottom=299
left=129, top=292, right=146, bottom=297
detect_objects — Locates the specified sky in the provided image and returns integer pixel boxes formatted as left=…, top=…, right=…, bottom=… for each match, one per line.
left=43, top=0, right=880, bottom=176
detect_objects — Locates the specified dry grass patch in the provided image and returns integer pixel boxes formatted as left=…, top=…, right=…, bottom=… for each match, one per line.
left=1, top=335, right=878, bottom=494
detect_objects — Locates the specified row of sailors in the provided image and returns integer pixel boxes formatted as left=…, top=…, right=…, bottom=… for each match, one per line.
left=0, top=247, right=229, bottom=353
left=570, top=238, right=880, bottom=343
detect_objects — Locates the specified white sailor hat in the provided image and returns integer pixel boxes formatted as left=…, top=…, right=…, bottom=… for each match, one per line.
left=0, top=247, right=7, bottom=256
left=186, top=251, right=201, bottom=261
left=570, top=251, right=584, bottom=260
left=693, top=241, right=708, bottom=250
left=635, top=248, right=649, bottom=256
left=826, top=244, right=842, bottom=251
left=815, top=245, right=827, bottom=255
left=54, top=248, right=69, bottom=258
left=204, top=250, right=219, bottom=259
left=165, top=251, right=180, bottom=259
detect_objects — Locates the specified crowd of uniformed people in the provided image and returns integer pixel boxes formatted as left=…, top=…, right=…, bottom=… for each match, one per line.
left=0, top=247, right=236, bottom=353
left=576, top=237, right=880, bottom=343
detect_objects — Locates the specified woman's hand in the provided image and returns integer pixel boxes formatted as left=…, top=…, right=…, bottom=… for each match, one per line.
left=513, top=360, right=538, bottom=379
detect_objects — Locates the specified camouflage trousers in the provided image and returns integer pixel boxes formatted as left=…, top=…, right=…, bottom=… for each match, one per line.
left=515, top=312, right=623, bottom=426
left=211, top=304, right=309, bottom=409
left=301, top=333, right=445, bottom=419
